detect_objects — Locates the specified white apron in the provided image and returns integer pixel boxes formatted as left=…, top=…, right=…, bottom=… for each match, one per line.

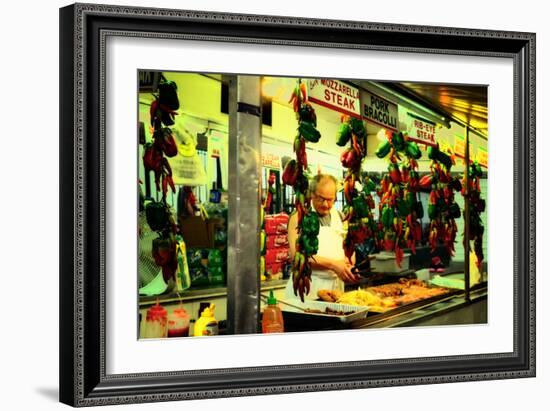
left=285, top=208, right=346, bottom=301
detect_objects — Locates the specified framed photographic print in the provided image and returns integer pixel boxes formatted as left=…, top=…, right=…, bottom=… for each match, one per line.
left=59, top=2, right=535, bottom=407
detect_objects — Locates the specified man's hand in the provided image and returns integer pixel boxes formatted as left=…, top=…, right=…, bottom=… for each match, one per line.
left=331, top=260, right=360, bottom=283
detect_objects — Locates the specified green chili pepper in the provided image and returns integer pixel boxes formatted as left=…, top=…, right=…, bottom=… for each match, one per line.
left=300, top=236, right=319, bottom=255
left=382, top=206, right=394, bottom=228
left=415, top=201, right=424, bottom=219
left=392, top=132, right=405, bottom=151
left=301, top=213, right=320, bottom=236
left=428, top=204, right=437, bottom=220
left=336, top=123, right=352, bottom=146
left=298, top=121, right=321, bottom=143
left=397, top=199, right=411, bottom=217
left=352, top=196, right=369, bottom=218
left=406, top=191, right=415, bottom=207
left=405, top=141, right=422, bottom=159
left=427, top=145, right=439, bottom=160
left=376, top=140, right=392, bottom=158
left=449, top=202, right=461, bottom=218
left=299, top=103, right=317, bottom=126
left=349, top=118, right=366, bottom=137
left=438, top=151, right=452, bottom=169
left=145, top=201, right=169, bottom=231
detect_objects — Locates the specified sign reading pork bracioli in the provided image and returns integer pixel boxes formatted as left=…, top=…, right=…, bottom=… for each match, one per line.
left=307, top=79, right=361, bottom=118
left=360, top=90, right=398, bottom=130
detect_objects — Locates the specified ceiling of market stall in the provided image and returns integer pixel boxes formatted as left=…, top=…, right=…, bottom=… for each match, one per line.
left=202, top=74, right=489, bottom=140
left=380, top=81, right=488, bottom=138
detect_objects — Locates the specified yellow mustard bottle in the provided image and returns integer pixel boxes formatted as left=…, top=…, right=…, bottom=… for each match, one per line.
left=193, top=304, right=219, bottom=336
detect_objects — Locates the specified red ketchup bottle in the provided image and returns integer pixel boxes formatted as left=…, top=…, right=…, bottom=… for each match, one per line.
left=262, top=290, right=284, bottom=334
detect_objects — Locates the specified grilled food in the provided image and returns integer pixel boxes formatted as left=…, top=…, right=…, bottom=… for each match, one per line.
left=317, top=279, right=449, bottom=312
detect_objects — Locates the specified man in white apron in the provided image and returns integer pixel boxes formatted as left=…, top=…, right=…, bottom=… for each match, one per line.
left=285, top=174, right=359, bottom=300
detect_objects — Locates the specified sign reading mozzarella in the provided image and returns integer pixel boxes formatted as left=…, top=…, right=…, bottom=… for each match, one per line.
left=307, top=79, right=360, bottom=118
left=361, top=90, right=398, bottom=130
left=407, top=116, right=437, bottom=146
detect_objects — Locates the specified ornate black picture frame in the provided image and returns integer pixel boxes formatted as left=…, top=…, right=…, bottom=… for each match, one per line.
left=59, top=3, right=535, bottom=407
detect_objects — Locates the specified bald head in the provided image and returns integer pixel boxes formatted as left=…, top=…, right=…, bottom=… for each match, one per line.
left=310, top=174, right=338, bottom=216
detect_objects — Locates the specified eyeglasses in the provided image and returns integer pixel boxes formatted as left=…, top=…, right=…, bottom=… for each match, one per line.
left=313, top=193, right=336, bottom=205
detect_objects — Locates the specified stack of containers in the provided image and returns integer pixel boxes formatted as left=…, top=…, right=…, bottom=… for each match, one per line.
left=263, top=213, right=290, bottom=280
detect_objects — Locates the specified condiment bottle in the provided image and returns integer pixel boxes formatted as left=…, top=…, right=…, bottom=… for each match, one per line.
left=175, top=235, right=191, bottom=291
left=193, top=304, right=219, bottom=336
left=262, top=290, right=284, bottom=333
left=143, top=301, right=168, bottom=338
left=209, top=182, right=221, bottom=203
left=167, top=306, right=191, bottom=337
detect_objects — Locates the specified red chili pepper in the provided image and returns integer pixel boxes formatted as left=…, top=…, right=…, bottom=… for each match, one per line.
left=161, top=129, right=178, bottom=157
left=154, top=169, right=161, bottom=191
left=395, top=245, right=404, bottom=268
left=143, top=145, right=163, bottom=172
left=300, top=83, right=307, bottom=102
left=167, top=175, right=176, bottom=193
left=389, top=164, right=401, bottom=184
left=162, top=175, right=168, bottom=197
left=288, top=92, right=296, bottom=105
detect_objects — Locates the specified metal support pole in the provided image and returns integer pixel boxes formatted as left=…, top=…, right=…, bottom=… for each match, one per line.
left=226, top=75, right=262, bottom=334
left=464, top=126, right=471, bottom=303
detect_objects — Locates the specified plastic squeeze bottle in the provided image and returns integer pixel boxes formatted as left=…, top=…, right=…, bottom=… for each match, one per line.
left=167, top=306, right=190, bottom=337
left=193, top=304, right=219, bottom=336
left=175, top=235, right=191, bottom=291
left=143, top=301, right=168, bottom=338
left=262, top=290, right=284, bottom=333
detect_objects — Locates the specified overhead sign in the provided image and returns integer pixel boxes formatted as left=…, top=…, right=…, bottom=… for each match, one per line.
left=138, top=71, right=161, bottom=92
left=406, top=114, right=437, bottom=146
left=476, top=146, right=488, bottom=168
left=360, top=90, right=398, bottom=130
left=307, top=79, right=360, bottom=118
left=453, top=134, right=474, bottom=161
left=261, top=153, right=281, bottom=169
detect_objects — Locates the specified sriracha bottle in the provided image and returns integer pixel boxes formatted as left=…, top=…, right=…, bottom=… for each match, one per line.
left=262, top=290, right=284, bottom=334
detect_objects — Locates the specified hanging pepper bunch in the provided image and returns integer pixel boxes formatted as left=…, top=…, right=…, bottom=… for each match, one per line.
left=282, top=79, right=321, bottom=301
left=375, top=131, right=423, bottom=267
left=422, top=145, right=462, bottom=257
left=462, top=161, right=485, bottom=268
left=143, top=76, right=181, bottom=283
left=144, top=78, right=180, bottom=202
left=336, top=116, right=376, bottom=263
left=144, top=199, right=179, bottom=282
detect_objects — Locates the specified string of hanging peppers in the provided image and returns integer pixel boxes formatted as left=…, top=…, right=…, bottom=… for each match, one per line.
left=375, top=131, right=423, bottom=267
left=142, top=77, right=181, bottom=282
left=336, top=116, right=376, bottom=264
left=462, top=161, right=485, bottom=268
left=282, top=79, right=322, bottom=301
left=420, top=145, right=462, bottom=261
